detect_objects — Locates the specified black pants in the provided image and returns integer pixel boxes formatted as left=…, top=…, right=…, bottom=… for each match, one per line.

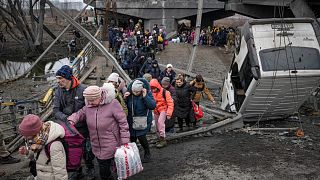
left=130, top=135, right=150, bottom=155
left=177, top=117, right=191, bottom=129
left=84, top=138, right=95, bottom=169
left=97, top=158, right=113, bottom=180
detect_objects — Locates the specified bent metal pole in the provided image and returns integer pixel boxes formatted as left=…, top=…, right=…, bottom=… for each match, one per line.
left=186, top=0, right=203, bottom=73
left=46, top=0, right=131, bottom=83
left=0, top=0, right=96, bottom=84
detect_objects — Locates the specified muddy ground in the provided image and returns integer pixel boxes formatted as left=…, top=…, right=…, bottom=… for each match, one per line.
left=1, top=43, right=320, bottom=180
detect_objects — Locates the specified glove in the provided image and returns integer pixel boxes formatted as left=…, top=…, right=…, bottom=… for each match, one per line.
left=123, top=143, right=129, bottom=148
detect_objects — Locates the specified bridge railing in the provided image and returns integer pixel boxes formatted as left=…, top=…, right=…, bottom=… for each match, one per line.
left=71, top=26, right=102, bottom=78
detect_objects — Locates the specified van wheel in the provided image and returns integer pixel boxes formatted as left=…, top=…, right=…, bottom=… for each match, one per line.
left=235, top=28, right=241, bottom=55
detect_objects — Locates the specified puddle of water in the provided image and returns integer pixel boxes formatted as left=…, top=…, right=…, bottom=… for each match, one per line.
left=0, top=57, right=72, bottom=81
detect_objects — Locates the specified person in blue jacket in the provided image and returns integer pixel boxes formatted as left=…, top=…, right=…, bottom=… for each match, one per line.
left=124, top=78, right=156, bottom=163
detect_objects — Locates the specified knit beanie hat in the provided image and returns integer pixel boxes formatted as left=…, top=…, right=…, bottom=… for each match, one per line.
left=161, top=77, right=170, bottom=85
left=107, top=73, right=119, bottom=83
left=132, top=80, right=144, bottom=92
left=83, top=86, right=102, bottom=101
left=19, top=114, right=43, bottom=137
left=56, top=65, right=73, bottom=80
left=143, top=73, right=152, bottom=82
left=166, top=64, right=173, bottom=68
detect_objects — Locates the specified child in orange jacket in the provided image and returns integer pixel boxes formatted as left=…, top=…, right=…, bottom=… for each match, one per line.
left=149, top=79, right=174, bottom=148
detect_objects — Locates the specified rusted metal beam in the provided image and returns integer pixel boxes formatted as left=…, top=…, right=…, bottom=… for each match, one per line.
left=166, top=114, right=243, bottom=141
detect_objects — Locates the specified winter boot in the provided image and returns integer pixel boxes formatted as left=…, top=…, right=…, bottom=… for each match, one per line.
left=177, top=127, right=183, bottom=133
left=142, top=149, right=151, bottom=163
left=156, top=137, right=167, bottom=148
left=85, top=167, right=96, bottom=180
left=0, top=155, right=20, bottom=164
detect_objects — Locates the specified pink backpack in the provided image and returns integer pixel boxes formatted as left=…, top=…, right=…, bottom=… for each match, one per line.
left=45, top=122, right=85, bottom=171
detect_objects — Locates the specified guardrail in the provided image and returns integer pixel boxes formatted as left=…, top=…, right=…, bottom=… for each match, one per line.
left=71, top=26, right=102, bottom=77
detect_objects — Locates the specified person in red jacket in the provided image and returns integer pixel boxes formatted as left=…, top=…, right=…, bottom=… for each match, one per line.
left=149, top=79, right=174, bottom=148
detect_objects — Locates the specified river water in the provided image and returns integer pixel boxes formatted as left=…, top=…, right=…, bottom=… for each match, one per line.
left=0, top=58, right=71, bottom=81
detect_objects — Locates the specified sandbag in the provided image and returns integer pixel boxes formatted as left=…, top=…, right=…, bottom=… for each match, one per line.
left=114, top=143, right=143, bottom=179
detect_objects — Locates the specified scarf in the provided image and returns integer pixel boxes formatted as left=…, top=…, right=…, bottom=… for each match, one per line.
left=29, top=122, right=51, bottom=153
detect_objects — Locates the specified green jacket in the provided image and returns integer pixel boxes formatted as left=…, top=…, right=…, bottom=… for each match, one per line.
left=116, top=91, right=128, bottom=116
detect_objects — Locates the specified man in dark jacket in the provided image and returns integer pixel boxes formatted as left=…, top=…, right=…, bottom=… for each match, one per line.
left=142, top=59, right=161, bottom=80
left=53, top=65, right=95, bottom=179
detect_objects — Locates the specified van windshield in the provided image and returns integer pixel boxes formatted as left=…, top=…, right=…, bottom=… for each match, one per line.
left=259, top=47, right=320, bottom=71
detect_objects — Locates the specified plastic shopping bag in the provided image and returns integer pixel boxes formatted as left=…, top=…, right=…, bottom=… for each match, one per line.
left=114, top=142, right=143, bottom=179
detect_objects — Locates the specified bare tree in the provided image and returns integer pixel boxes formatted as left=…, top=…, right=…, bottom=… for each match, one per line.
left=0, top=0, right=45, bottom=52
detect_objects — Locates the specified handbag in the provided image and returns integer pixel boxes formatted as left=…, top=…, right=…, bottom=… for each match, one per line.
left=165, top=117, right=175, bottom=132
left=192, top=101, right=204, bottom=121
left=29, top=151, right=41, bottom=177
left=132, top=97, right=149, bottom=130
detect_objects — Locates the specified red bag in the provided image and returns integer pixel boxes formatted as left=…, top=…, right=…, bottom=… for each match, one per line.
left=164, top=40, right=169, bottom=46
left=192, top=101, right=204, bottom=121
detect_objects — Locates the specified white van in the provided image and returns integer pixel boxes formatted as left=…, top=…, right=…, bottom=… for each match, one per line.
left=221, top=18, right=320, bottom=121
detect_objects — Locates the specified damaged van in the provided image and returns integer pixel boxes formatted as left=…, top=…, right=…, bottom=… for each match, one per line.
left=221, top=18, right=320, bottom=121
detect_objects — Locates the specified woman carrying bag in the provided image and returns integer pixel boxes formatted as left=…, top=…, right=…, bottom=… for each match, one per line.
left=68, top=85, right=130, bottom=180
left=124, top=78, right=156, bottom=163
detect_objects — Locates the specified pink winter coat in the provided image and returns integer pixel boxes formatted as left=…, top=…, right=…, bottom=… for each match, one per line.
left=68, top=85, right=130, bottom=160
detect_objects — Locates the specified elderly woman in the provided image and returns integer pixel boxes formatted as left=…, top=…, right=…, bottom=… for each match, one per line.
left=68, top=85, right=130, bottom=180
left=124, top=78, right=156, bottom=163
left=106, top=73, right=128, bottom=115
left=18, top=114, right=68, bottom=180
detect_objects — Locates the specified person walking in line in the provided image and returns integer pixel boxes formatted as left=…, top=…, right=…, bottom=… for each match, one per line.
left=124, top=79, right=156, bottom=163
left=159, top=64, right=176, bottom=85
left=53, top=65, right=95, bottom=179
left=173, top=74, right=196, bottom=132
left=145, top=59, right=161, bottom=80
left=18, top=114, right=68, bottom=180
left=106, top=72, right=127, bottom=95
left=143, top=73, right=152, bottom=82
left=103, top=82, right=128, bottom=116
left=106, top=73, right=128, bottom=115
left=190, top=74, right=216, bottom=106
left=161, top=77, right=175, bottom=96
left=149, top=79, right=174, bottom=148
left=68, top=85, right=130, bottom=180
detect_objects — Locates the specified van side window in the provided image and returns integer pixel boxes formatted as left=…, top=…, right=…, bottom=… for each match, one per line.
left=230, top=54, right=254, bottom=111
left=239, top=55, right=254, bottom=92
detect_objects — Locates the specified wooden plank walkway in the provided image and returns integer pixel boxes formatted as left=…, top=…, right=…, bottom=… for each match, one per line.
left=83, top=41, right=113, bottom=87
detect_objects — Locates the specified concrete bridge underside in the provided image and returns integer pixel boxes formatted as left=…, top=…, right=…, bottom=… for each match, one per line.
left=84, top=0, right=320, bottom=33
left=85, top=0, right=231, bottom=33
left=220, top=0, right=320, bottom=19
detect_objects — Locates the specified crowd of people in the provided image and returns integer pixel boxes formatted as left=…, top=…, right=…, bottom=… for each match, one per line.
left=0, top=19, right=217, bottom=180
left=107, top=20, right=168, bottom=79
left=5, top=61, right=216, bottom=180
left=175, top=24, right=236, bottom=53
